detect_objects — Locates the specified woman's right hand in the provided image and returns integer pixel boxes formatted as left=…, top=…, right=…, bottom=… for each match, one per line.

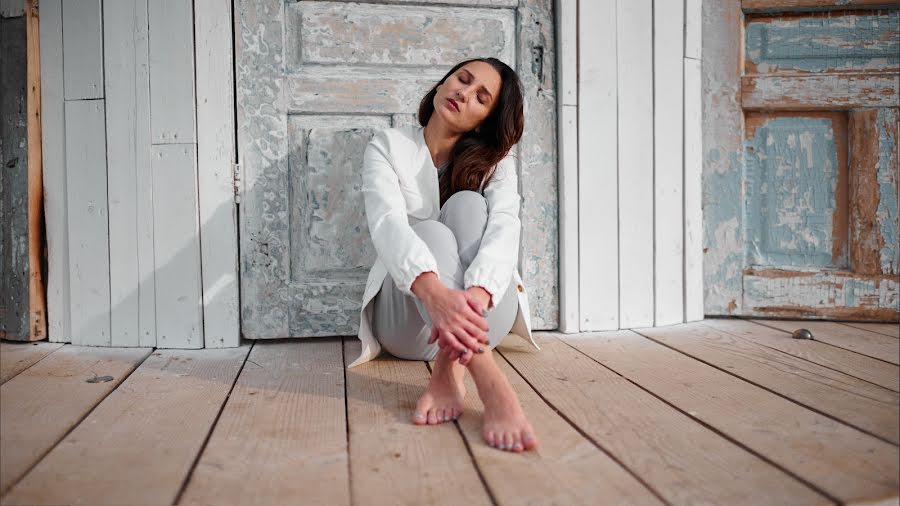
left=423, top=287, right=490, bottom=363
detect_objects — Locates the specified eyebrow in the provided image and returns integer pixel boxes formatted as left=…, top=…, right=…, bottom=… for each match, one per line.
left=462, top=68, right=494, bottom=103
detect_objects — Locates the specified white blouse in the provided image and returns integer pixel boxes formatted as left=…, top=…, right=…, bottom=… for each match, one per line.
left=350, top=124, right=539, bottom=368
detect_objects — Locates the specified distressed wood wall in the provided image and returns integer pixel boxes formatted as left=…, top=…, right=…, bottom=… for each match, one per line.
left=557, top=0, right=704, bottom=332
left=703, top=1, right=899, bottom=321
left=39, top=0, right=239, bottom=347
left=0, top=2, right=45, bottom=342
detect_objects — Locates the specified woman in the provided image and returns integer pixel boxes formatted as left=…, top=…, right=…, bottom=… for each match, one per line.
left=351, top=58, right=540, bottom=453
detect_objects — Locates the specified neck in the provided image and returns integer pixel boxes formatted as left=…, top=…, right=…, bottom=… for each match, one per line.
left=423, top=118, right=461, bottom=168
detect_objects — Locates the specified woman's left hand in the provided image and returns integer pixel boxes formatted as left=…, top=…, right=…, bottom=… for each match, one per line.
left=436, top=286, right=492, bottom=365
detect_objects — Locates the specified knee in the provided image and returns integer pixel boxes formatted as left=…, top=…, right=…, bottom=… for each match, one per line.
left=442, top=190, right=487, bottom=217
left=412, top=220, right=457, bottom=248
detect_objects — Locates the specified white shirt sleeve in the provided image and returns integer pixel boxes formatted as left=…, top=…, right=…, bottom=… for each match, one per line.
left=464, top=153, right=522, bottom=309
left=362, top=129, right=440, bottom=297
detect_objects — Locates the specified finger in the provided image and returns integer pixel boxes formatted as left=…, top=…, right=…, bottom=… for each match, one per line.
left=464, top=306, right=490, bottom=332
left=462, top=321, right=489, bottom=346
left=440, top=329, right=463, bottom=354
left=428, top=326, right=438, bottom=344
left=452, top=328, right=478, bottom=355
left=465, top=296, right=486, bottom=317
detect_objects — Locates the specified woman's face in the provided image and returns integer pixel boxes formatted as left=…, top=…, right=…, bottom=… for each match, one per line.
left=432, top=61, right=503, bottom=133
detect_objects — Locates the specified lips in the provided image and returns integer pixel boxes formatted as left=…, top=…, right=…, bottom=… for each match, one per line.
left=447, top=98, right=459, bottom=112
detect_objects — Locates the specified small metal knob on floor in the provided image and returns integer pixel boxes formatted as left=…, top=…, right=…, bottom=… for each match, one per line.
left=792, top=328, right=814, bottom=340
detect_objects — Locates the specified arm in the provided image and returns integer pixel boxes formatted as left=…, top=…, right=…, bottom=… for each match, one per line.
left=464, top=153, right=522, bottom=310
left=362, top=129, right=441, bottom=297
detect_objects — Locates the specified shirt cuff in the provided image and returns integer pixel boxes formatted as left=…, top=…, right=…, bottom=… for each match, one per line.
left=397, top=260, right=441, bottom=298
left=464, top=266, right=507, bottom=311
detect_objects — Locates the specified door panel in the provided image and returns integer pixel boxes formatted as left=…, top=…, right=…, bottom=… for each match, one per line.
left=237, top=0, right=557, bottom=338
left=704, top=1, right=899, bottom=321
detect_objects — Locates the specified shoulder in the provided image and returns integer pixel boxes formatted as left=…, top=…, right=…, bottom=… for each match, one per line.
left=368, top=124, right=421, bottom=156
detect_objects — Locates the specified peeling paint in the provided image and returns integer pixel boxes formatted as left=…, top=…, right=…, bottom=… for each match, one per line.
left=876, top=109, right=899, bottom=274
left=745, top=116, right=843, bottom=268
left=745, top=11, right=899, bottom=74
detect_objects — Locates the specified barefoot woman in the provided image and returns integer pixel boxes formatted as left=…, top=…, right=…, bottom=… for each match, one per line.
left=350, top=58, right=540, bottom=453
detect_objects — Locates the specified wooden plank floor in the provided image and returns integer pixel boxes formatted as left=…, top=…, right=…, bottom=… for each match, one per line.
left=1, top=319, right=897, bottom=505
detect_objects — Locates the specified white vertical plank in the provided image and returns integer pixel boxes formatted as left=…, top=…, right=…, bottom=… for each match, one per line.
left=39, top=0, right=69, bottom=343
left=653, top=0, right=685, bottom=326
left=195, top=0, right=239, bottom=348
left=104, top=0, right=153, bottom=348
left=65, top=100, right=111, bottom=346
left=616, top=0, right=654, bottom=328
left=559, top=105, right=580, bottom=333
left=685, top=0, right=702, bottom=60
left=61, top=0, right=103, bottom=100
left=149, top=0, right=197, bottom=144
left=152, top=144, right=204, bottom=349
left=557, top=0, right=579, bottom=332
left=684, top=57, right=704, bottom=322
left=579, top=0, right=620, bottom=331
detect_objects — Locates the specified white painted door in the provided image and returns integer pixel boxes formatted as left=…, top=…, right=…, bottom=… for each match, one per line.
left=235, top=0, right=558, bottom=338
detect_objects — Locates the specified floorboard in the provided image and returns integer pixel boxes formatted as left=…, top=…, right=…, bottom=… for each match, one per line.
left=343, top=340, right=490, bottom=506
left=838, top=323, right=899, bottom=339
left=565, top=330, right=900, bottom=504
left=0, top=341, right=64, bottom=385
left=2, top=346, right=248, bottom=506
left=753, top=320, right=899, bottom=365
left=498, top=333, right=826, bottom=505
left=0, top=345, right=150, bottom=496
left=451, top=338, right=664, bottom=505
left=635, top=322, right=899, bottom=444
left=179, top=340, right=349, bottom=506
left=703, top=319, right=899, bottom=392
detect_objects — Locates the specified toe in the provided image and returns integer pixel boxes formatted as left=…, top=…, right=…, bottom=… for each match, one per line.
left=512, top=433, right=524, bottom=452
left=411, top=411, right=427, bottom=425
left=427, top=409, right=439, bottom=425
left=502, top=432, right=514, bottom=452
left=484, top=430, right=496, bottom=448
left=437, top=408, right=447, bottom=423
left=522, top=431, right=538, bottom=450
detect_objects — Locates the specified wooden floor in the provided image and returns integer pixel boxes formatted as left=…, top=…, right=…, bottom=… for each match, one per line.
left=1, top=319, right=898, bottom=505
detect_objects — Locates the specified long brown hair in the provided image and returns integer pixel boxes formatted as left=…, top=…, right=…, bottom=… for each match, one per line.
left=417, top=58, right=525, bottom=207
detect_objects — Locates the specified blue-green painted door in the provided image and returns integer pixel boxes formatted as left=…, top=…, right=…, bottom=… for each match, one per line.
left=704, top=2, right=898, bottom=321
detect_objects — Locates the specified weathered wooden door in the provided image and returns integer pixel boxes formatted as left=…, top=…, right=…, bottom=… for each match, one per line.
left=235, top=0, right=557, bottom=338
left=704, top=2, right=899, bottom=321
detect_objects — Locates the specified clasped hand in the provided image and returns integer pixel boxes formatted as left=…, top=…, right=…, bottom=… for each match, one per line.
left=422, top=287, right=491, bottom=366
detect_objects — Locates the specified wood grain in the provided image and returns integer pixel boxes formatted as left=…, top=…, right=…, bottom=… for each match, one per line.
left=636, top=322, right=899, bottom=444
left=840, top=322, right=900, bottom=339
left=0, top=345, right=151, bottom=496
left=742, top=73, right=899, bottom=110
left=566, top=330, right=899, bottom=504
left=25, top=0, right=45, bottom=343
left=344, top=340, right=489, bottom=506
left=3, top=346, right=248, bottom=505
left=755, top=319, right=900, bottom=365
left=452, top=349, right=664, bottom=505
left=180, top=340, right=349, bottom=506
left=499, top=333, right=825, bottom=505
left=0, top=341, right=62, bottom=385
left=703, top=319, right=899, bottom=392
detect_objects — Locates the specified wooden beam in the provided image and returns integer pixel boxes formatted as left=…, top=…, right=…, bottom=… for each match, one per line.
left=26, top=0, right=46, bottom=341
left=742, top=73, right=900, bottom=110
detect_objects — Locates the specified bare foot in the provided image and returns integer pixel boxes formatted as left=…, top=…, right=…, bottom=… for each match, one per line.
left=470, top=353, right=538, bottom=452
left=412, top=350, right=466, bottom=425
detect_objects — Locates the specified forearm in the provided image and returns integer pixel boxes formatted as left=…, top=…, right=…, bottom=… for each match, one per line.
left=410, top=271, right=446, bottom=303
